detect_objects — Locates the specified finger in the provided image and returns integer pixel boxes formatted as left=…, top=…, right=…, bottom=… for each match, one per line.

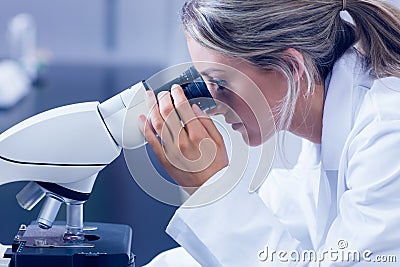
left=171, top=85, right=208, bottom=138
left=192, top=104, right=225, bottom=144
left=145, top=90, right=173, bottom=141
left=157, top=90, right=187, bottom=141
left=138, top=115, right=167, bottom=160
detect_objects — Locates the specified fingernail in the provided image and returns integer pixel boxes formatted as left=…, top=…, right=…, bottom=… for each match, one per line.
left=146, top=90, right=153, bottom=97
left=171, top=84, right=180, bottom=92
left=145, top=91, right=154, bottom=108
left=170, top=84, right=181, bottom=98
left=157, top=91, right=169, bottom=100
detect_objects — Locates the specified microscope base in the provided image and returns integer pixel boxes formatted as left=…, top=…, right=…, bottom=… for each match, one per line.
left=0, top=244, right=11, bottom=267
left=4, top=221, right=135, bottom=267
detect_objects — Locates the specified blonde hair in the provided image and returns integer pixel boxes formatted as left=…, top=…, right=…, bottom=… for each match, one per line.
left=181, top=0, right=400, bottom=131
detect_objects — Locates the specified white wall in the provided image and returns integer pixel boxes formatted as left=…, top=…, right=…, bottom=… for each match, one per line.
left=0, top=0, right=190, bottom=66
left=387, top=0, right=400, bottom=8
left=0, top=0, right=398, bottom=66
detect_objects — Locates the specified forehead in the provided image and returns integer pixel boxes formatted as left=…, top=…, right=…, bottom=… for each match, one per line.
left=186, top=36, right=265, bottom=79
left=187, top=36, right=241, bottom=72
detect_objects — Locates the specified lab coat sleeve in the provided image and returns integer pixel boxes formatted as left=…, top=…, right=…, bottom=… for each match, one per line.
left=166, top=165, right=308, bottom=267
left=143, top=247, right=202, bottom=267
left=319, top=118, right=400, bottom=265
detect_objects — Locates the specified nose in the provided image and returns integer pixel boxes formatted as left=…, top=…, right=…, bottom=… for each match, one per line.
left=207, top=102, right=242, bottom=126
left=206, top=101, right=227, bottom=116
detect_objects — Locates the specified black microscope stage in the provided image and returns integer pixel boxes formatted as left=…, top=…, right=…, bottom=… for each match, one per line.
left=4, top=221, right=135, bottom=267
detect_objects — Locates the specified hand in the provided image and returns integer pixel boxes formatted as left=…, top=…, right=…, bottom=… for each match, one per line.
left=138, top=85, right=229, bottom=194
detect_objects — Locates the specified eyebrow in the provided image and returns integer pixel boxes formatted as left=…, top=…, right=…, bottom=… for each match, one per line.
left=199, top=68, right=226, bottom=77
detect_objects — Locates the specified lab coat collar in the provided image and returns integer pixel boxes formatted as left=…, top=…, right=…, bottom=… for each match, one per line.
left=321, top=49, right=363, bottom=171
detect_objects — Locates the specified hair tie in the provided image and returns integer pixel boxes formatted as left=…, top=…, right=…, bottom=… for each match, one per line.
left=342, top=0, right=347, bottom=11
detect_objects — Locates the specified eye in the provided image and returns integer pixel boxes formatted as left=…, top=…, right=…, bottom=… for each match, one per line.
left=209, top=78, right=228, bottom=91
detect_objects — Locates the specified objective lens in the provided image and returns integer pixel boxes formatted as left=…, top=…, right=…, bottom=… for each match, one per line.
left=37, top=194, right=63, bottom=229
left=16, top=182, right=45, bottom=211
left=64, top=203, right=85, bottom=243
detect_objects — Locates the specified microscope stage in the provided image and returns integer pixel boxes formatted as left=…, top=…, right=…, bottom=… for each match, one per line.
left=4, top=222, right=135, bottom=267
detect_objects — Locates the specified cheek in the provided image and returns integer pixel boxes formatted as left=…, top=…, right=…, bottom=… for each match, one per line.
left=212, top=90, right=254, bottom=121
left=256, top=74, right=288, bottom=117
left=229, top=95, right=263, bottom=140
left=232, top=87, right=277, bottom=146
left=236, top=101, right=258, bottom=127
left=209, top=80, right=277, bottom=146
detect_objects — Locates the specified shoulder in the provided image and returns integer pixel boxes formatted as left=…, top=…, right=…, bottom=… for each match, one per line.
left=344, top=77, right=400, bottom=189
left=336, top=47, right=400, bottom=132
left=347, top=76, right=400, bottom=162
left=353, top=76, right=400, bottom=131
left=367, top=77, right=400, bottom=121
left=338, top=52, right=400, bottom=159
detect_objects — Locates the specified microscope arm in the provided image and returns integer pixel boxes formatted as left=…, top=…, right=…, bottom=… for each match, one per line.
left=98, top=81, right=149, bottom=149
left=0, top=80, right=150, bottom=192
left=0, top=101, right=121, bottom=193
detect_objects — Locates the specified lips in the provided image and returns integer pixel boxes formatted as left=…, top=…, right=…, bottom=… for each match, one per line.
left=225, top=118, right=243, bottom=131
left=231, top=123, right=243, bottom=130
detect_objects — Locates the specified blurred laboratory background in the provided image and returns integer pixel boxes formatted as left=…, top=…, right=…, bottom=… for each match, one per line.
left=0, top=1, right=189, bottom=266
left=1, top=1, right=399, bottom=266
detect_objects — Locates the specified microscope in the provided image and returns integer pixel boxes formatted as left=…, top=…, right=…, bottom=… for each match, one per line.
left=0, top=65, right=216, bottom=267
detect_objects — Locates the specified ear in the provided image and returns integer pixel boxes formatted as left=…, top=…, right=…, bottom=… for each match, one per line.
left=282, top=48, right=305, bottom=82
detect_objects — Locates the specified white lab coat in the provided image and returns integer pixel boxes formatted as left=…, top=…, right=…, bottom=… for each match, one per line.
left=145, top=48, right=400, bottom=266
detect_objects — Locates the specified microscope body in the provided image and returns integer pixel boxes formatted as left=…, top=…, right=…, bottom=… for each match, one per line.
left=0, top=80, right=149, bottom=185
left=0, top=81, right=148, bottom=267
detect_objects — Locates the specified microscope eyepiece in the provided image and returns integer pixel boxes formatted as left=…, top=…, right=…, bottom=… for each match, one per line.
left=144, top=66, right=216, bottom=112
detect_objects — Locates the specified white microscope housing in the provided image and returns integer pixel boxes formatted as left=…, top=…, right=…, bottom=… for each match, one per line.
left=0, top=65, right=215, bottom=245
left=0, top=81, right=148, bottom=239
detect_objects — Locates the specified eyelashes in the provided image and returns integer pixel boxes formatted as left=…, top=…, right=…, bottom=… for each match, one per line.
left=209, top=78, right=228, bottom=91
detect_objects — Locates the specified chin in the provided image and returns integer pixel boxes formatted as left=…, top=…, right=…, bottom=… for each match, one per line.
left=248, top=139, right=263, bottom=147
left=241, top=132, right=262, bottom=147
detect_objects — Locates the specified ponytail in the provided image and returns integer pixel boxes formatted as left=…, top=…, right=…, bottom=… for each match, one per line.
left=346, top=0, right=400, bottom=77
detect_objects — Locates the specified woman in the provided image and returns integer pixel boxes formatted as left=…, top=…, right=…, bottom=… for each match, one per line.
left=140, top=0, right=400, bottom=266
